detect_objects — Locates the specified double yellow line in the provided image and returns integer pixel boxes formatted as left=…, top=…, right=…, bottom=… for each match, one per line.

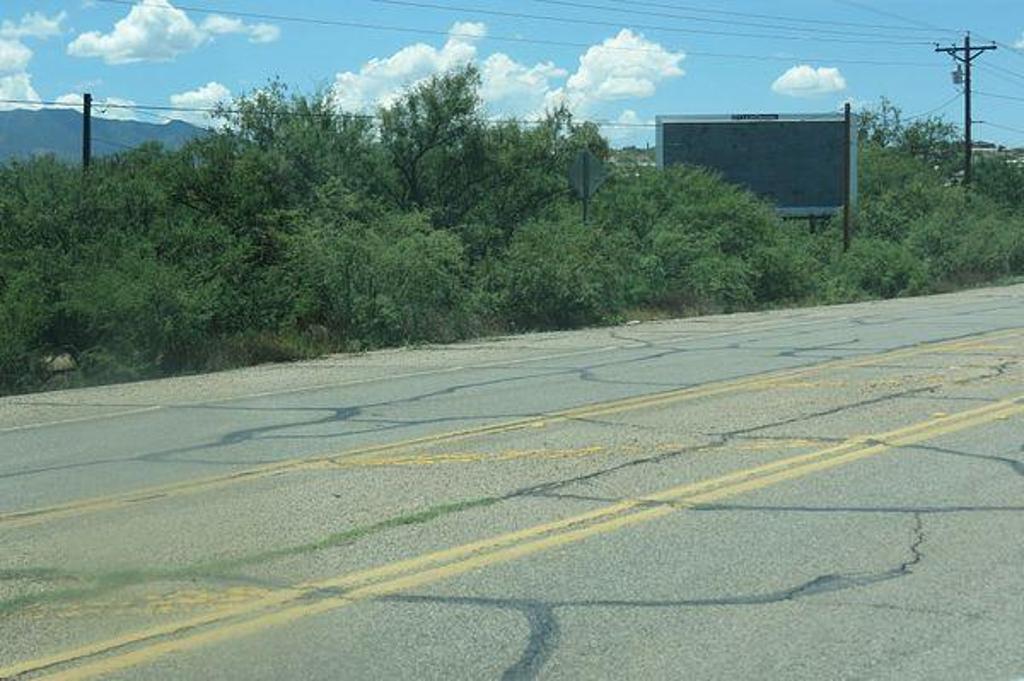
left=7, top=390, right=1023, bottom=680
left=2, top=328, right=1020, bottom=530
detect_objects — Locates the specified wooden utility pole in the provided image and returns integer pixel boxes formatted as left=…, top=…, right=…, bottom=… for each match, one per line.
left=935, top=35, right=996, bottom=186
left=82, top=92, right=92, bottom=169
left=843, top=101, right=852, bottom=252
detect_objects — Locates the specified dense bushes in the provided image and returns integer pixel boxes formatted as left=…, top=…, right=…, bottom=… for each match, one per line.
left=488, top=213, right=625, bottom=329
left=284, top=189, right=471, bottom=346
left=592, top=165, right=815, bottom=312
left=2, top=66, right=1023, bottom=395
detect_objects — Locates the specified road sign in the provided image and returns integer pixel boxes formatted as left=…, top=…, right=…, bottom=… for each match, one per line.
left=568, top=150, right=606, bottom=225
left=569, top=149, right=606, bottom=200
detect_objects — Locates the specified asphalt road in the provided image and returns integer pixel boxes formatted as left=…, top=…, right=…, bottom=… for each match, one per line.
left=2, top=285, right=1024, bottom=681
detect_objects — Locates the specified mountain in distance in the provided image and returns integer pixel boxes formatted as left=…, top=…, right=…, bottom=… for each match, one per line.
left=0, top=108, right=206, bottom=162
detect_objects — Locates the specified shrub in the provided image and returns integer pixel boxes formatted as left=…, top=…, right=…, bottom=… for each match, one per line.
left=488, top=212, right=626, bottom=329
left=823, top=237, right=928, bottom=301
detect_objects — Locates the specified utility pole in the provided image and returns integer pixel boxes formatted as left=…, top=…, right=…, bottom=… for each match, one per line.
left=843, top=101, right=852, bottom=252
left=82, top=92, right=92, bottom=169
left=935, top=34, right=996, bottom=186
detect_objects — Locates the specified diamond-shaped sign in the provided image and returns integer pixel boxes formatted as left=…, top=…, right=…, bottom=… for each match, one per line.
left=569, top=150, right=606, bottom=201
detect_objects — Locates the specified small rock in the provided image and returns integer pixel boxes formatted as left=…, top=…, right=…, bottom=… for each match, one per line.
left=306, top=324, right=331, bottom=345
left=625, top=320, right=641, bottom=326
left=43, top=353, right=77, bottom=373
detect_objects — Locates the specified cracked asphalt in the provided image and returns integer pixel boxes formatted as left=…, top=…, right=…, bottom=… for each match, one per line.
left=2, top=284, right=1024, bottom=680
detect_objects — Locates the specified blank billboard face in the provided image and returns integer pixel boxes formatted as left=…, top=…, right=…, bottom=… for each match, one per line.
left=657, top=115, right=856, bottom=216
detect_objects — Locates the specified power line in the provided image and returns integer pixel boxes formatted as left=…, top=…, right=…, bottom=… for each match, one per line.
left=9, top=96, right=1024, bottom=150
left=600, top=0, right=946, bottom=34
left=976, top=91, right=1024, bottom=103
left=974, top=64, right=1024, bottom=92
left=85, top=0, right=942, bottom=68
left=88, top=0, right=665, bottom=56
left=1, top=95, right=986, bottom=133
left=365, top=0, right=936, bottom=46
left=92, top=0, right=934, bottom=49
left=0, top=97, right=655, bottom=129
left=977, top=61, right=1024, bottom=85
left=978, top=121, right=1024, bottom=135
left=904, top=92, right=964, bottom=121
left=686, top=52, right=936, bottom=67
left=834, top=0, right=1024, bottom=82
left=831, top=0, right=956, bottom=36
left=963, top=33, right=1024, bottom=64
left=494, top=0, right=940, bottom=41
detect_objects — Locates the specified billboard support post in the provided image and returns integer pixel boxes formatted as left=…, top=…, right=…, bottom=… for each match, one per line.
left=843, top=102, right=852, bottom=253
left=82, top=92, right=92, bottom=170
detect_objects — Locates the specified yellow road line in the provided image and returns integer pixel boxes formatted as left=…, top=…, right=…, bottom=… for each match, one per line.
left=7, top=394, right=1023, bottom=681
left=2, top=328, right=1020, bottom=530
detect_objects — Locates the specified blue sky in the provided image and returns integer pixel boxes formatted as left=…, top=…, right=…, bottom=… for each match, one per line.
left=2, top=0, right=1024, bottom=146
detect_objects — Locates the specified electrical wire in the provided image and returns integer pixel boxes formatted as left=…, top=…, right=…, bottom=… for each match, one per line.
left=10, top=97, right=1024, bottom=148
left=834, top=0, right=1024, bottom=94
left=0, top=97, right=652, bottom=128
left=973, top=66, right=1024, bottom=92
left=0, top=96, right=974, bottom=132
left=961, top=32, right=1024, bottom=64
left=480, top=0, right=942, bottom=41
left=976, top=91, right=1024, bottom=103
left=831, top=0, right=957, bottom=36
left=364, top=0, right=936, bottom=46
left=600, top=0, right=944, bottom=34
left=84, top=0, right=942, bottom=68
left=977, top=61, right=1024, bottom=85
left=978, top=121, right=1024, bottom=135
left=903, top=92, right=963, bottom=121
left=91, top=0, right=935, bottom=51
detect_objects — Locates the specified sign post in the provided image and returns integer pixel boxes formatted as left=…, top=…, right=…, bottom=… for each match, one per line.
left=843, top=102, right=852, bottom=252
left=569, top=149, right=606, bottom=225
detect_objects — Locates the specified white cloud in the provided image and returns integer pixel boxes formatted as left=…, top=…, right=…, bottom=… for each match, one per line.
left=68, top=0, right=204, bottom=64
left=332, top=22, right=483, bottom=111
left=200, top=16, right=280, bottom=44
left=544, top=29, right=684, bottom=114
left=0, top=39, right=32, bottom=73
left=771, top=65, right=847, bottom=97
left=0, top=72, right=40, bottom=110
left=330, top=23, right=682, bottom=126
left=169, top=81, right=231, bottom=126
left=0, top=11, right=67, bottom=78
left=67, top=0, right=279, bottom=64
left=1015, top=33, right=1024, bottom=49
left=602, top=109, right=654, bottom=147
left=246, top=23, right=281, bottom=44
left=54, top=93, right=82, bottom=107
left=0, top=11, right=65, bottom=40
left=449, top=21, right=487, bottom=41
left=479, top=53, right=566, bottom=116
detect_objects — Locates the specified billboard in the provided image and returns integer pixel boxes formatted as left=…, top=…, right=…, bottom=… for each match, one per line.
left=656, top=113, right=857, bottom=217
